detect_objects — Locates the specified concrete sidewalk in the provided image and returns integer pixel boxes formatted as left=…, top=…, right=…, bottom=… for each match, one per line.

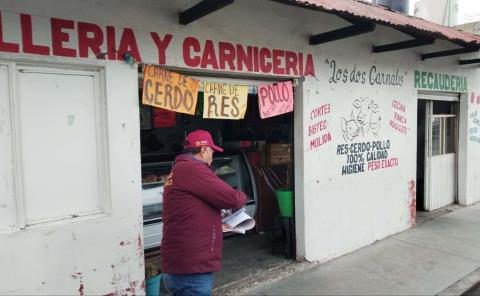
left=246, top=203, right=480, bottom=296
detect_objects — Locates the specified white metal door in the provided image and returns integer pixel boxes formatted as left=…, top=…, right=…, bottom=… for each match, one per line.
left=17, top=67, right=106, bottom=225
left=424, top=100, right=457, bottom=211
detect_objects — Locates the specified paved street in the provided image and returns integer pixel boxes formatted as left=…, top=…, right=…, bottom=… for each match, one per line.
left=246, top=203, right=480, bottom=295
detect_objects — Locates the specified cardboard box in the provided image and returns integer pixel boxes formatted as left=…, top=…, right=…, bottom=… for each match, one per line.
left=268, top=143, right=290, bottom=152
left=266, top=143, right=291, bottom=164
left=268, top=155, right=291, bottom=164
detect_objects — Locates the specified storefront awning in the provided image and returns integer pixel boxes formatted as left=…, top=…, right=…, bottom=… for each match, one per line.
left=180, top=0, right=480, bottom=61
left=270, top=0, right=480, bottom=60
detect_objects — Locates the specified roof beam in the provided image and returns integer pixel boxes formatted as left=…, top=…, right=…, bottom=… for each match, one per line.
left=179, top=0, right=234, bottom=25
left=372, top=36, right=435, bottom=53
left=459, top=58, right=480, bottom=65
left=309, top=21, right=375, bottom=45
left=421, top=46, right=479, bottom=60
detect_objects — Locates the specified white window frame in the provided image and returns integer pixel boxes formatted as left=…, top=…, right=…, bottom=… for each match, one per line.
left=2, top=61, right=111, bottom=231
left=0, top=62, right=17, bottom=233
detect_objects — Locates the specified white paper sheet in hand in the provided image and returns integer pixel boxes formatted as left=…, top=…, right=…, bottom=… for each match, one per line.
left=222, top=208, right=255, bottom=234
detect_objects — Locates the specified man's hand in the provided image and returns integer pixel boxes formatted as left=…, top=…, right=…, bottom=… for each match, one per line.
left=222, top=224, right=231, bottom=233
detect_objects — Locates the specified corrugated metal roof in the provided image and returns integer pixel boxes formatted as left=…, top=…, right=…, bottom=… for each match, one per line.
left=273, top=0, right=480, bottom=46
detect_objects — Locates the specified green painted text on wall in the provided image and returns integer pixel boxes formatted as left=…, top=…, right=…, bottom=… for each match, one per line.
left=414, top=70, right=467, bottom=92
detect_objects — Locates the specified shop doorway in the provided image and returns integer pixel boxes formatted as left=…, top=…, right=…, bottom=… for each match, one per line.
left=417, top=94, right=459, bottom=212
left=138, top=66, right=297, bottom=288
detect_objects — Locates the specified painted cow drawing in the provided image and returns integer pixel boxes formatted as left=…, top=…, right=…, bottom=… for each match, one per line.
left=341, top=97, right=381, bottom=142
left=351, top=98, right=381, bottom=136
left=341, top=118, right=360, bottom=142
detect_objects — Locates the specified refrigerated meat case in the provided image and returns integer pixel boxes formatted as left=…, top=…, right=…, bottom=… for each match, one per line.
left=141, top=150, right=257, bottom=250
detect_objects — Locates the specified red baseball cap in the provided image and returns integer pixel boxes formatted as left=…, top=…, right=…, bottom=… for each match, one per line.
left=184, top=130, right=224, bottom=152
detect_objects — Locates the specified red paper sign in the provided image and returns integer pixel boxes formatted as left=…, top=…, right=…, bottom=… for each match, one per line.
left=257, top=81, right=293, bottom=119
left=153, top=108, right=176, bottom=128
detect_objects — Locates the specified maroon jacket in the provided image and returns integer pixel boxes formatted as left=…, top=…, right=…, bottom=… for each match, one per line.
left=161, top=154, right=247, bottom=274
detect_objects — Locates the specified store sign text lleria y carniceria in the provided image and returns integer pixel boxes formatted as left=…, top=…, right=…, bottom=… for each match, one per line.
left=0, top=11, right=316, bottom=77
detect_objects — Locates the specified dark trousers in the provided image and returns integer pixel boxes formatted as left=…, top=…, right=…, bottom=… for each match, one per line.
left=163, top=272, right=214, bottom=296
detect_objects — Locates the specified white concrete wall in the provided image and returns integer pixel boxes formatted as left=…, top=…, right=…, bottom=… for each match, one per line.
left=456, top=21, right=480, bottom=35
left=0, top=0, right=479, bottom=293
left=464, top=72, right=480, bottom=205
left=0, top=56, right=144, bottom=295
left=414, top=0, right=458, bottom=26
left=415, top=0, right=480, bottom=26
left=0, top=39, right=144, bottom=296
left=297, top=21, right=416, bottom=259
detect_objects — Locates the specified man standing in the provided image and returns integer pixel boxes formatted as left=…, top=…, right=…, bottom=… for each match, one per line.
left=161, top=130, right=247, bottom=296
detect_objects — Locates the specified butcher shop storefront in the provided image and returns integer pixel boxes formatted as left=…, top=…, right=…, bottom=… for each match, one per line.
left=0, top=0, right=480, bottom=295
